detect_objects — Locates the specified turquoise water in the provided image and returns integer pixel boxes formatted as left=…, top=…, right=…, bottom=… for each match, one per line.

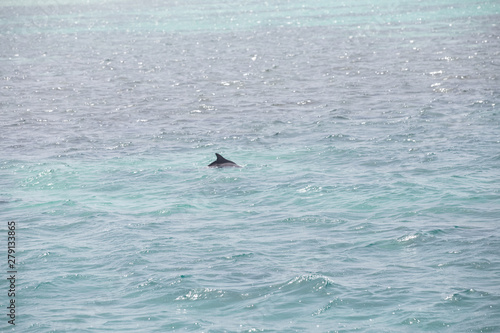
left=1, top=0, right=500, bottom=331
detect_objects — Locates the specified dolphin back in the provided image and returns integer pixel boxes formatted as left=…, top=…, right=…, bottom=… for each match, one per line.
left=208, top=153, right=241, bottom=168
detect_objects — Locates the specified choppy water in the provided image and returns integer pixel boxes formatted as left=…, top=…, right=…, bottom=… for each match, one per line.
left=1, top=0, right=500, bottom=331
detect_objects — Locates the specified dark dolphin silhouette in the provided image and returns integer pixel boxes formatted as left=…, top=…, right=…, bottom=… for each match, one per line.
left=208, top=153, right=241, bottom=168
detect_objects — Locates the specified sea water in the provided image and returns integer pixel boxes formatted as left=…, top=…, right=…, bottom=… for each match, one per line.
left=1, top=0, right=499, bottom=331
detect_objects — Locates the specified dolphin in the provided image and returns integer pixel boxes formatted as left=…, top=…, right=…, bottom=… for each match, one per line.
left=208, top=153, right=241, bottom=168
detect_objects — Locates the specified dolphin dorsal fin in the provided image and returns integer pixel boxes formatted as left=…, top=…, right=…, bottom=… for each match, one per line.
left=215, top=153, right=230, bottom=163
left=208, top=153, right=240, bottom=168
